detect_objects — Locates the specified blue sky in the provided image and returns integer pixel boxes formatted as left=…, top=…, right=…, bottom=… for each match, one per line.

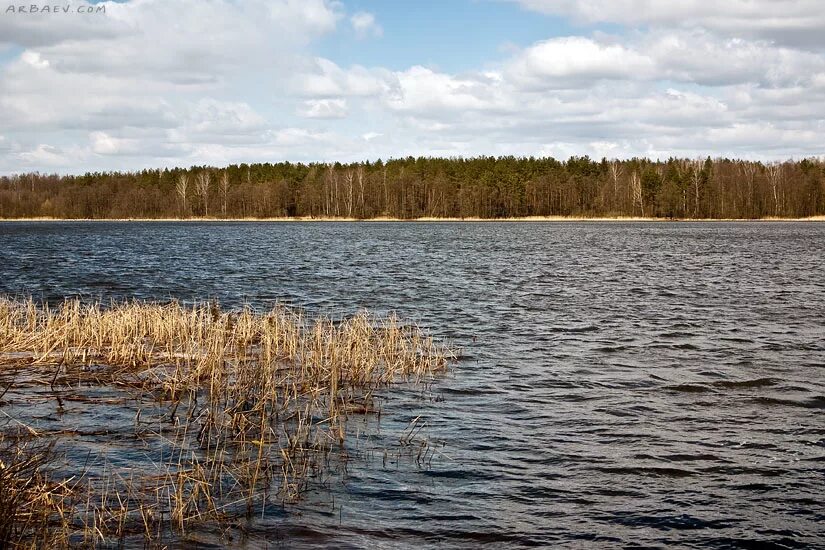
left=317, top=1, right=591, bottom=72
left=1, top=0, right=824, bottom=174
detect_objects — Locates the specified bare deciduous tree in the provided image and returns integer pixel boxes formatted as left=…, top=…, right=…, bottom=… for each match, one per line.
left=766, top=162, right=783, bottom=217
left=324, top=165, right=338, bottom=217
left=689, top=159, right=703, bottom=217
left=195, top=171, right=211, bottom=217
left=176, top=174, right=189, bottom=216
left=2, top=157, right=824, bottom=220
left=738, top=161, right=758, bottom=217
left=344, top=170, right=354, bottom=217
left=609, top=161, right=623, bottom=211
left=631, top=171, right=644, bottom=217
left=219, top=172, right=230, bottom=218
left=382, top=164, right=389, bottom=214
left=356, top=164, right=365, bottom=217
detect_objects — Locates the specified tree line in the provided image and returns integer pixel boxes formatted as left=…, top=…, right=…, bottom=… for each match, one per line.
left=1, top=156, right=823, bottom=219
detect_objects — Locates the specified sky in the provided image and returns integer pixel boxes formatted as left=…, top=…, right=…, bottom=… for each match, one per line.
left=1, top=0, right=825, bottom=174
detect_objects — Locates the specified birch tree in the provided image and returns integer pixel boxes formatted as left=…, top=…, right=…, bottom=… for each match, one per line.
left=631, top=170, right=644, bottom=216
left=344, top=170, right=354, bottom=217
left=219, top=172, right=230, bottom=218
left=609, top=161, right=623, bottom=212
left=689, top=159, right=703, bottom=217
left=738, top=161, right=758, bottom=217
left=766, top=162, right=783, bottom=217
left=195, top=171, right=211, bottom=217
left=176, top=174, right=189, bottom=216
left=356, top=164, right=365, bottom=217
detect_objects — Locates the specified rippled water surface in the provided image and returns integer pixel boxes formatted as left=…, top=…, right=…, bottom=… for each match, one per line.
left=1, top=221, right=824, bottom=548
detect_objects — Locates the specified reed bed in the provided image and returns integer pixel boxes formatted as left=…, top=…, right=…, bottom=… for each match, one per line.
left=0, top=297, right=456, bottom=548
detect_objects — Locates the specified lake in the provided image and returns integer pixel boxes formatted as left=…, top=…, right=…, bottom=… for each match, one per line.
left=1, top=221, right=824, bottom=548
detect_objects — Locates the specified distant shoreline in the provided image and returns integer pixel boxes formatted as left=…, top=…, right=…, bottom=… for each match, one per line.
left=1, top=216, right=824, bottom=222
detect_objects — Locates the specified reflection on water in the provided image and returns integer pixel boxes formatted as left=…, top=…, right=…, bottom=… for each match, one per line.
left=1, top=221, right=824, bottom=548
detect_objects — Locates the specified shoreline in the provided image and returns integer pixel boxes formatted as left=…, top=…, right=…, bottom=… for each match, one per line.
left=0, top=215, right=824, bottom=222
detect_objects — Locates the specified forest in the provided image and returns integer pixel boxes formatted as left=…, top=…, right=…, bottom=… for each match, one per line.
left=0, top=156, right=823, bottom=219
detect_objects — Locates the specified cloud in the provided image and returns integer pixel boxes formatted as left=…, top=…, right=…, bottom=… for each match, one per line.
left=0, top=0, right=344, bottom=135
left=350, top=11, right=382, bottom=39
left=0, top=136, right=12, bottom=158
left=385, top=66, right=512, bottom=115
left=501, top=30, right=825, bottom=91
left=509, top=1, right=825, bottom=47
left=0, top=0, right=348, bottom=171
left=292, top=57, right=396, bottom=97
left=18, top=0, right=341, bottom=83
left=90, top=131, right=142, bottom=156
left=1, top=0, right=825, bottom=173
left=0, top=1, right=120, bottom=48
left=0, top=58, right=182, bottom=131
left=298, top=98, right=349, bottom=118
left=15, top=143, right=89, bottom=169
left=271, top=127, right=334, bottom=147
left=506, top=36, right=655, bottom=88
left=315, top=34, right=822, bottom=160
left=20, top=50, right=49, bottom=69
left=643, top=30, right=825, bottom=87
left=188, top=100, right=267, bottom=136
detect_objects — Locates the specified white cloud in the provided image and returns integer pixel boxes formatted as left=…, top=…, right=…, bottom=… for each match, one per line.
left=509, top=1, right=825, bottom=47
left=0, top=0, right=347, bottom=171
left=385, top=66, right=512, bottom=114
left=504, top=31, right=825, bottom=89
left=271, top=127, right=334, bottom=147
left=507, top=36, right=655, bottom=88
left=23, top=0, right=340, bottom=83
left=298, top=98, right=349, bottom=118
left=0, top=58, right=181, bottom=131
left=16, top=143, right=88, bottom=169
left=90, top=131, right=142, bottom=156
left=188, top=100, right=266, bottom=136
left=350, top=11, right=382, bottom=39
left=293, top=57, right=396, bottom=97
left=20, top=50, right=50, bottom=69
left=0, top=1, right=119, bottom=48
left=644, top=31, right=825, bottom=87
left=1, top=0, right=825, bottom=173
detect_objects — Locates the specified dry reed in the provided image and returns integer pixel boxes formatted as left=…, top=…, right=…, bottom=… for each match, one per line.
left=0, top=297, right=456, bottom=548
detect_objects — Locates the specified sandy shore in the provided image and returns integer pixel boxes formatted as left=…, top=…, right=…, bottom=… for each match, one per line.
left=1, top=215, right=824, bottom=222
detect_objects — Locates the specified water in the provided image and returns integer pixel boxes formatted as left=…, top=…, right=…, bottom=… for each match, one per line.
left=1, top=221, right=824, bottom=548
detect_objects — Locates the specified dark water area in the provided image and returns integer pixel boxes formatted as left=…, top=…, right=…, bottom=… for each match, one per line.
left=1, top=220, right=824, bottom=548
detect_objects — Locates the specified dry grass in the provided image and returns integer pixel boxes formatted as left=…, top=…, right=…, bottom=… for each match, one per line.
left=0, top=297, right=456, bottom=548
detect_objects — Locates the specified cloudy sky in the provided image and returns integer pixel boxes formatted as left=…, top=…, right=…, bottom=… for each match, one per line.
left=1, top=0, right=824, bottom=174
